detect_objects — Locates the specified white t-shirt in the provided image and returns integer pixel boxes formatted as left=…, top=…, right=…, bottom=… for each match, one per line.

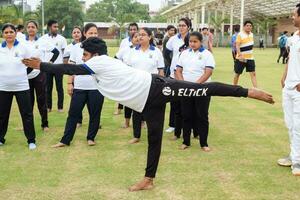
left=16, top=32, right=26, bottom=42
left=40, top=34, right=67, bottom=64
left=0, top=40, right=30, bottom=91
left=24, top=37, right=56, bottom=79
left=124, top=45, right=164, bottom=74
left=285, top=31, right=300, bottom=89
left=69, top=43, right=98, bottom=90
left=84, top=55, right=152, bottom=112
left=116, top=45, right=133, bottom=61
left=63, top=41, right=77, bottom=59
left=119, top=37, right=132, bottom=50
left=177, top=48, right=215, bottom=83
left=166, top=34, right=185, bottom=78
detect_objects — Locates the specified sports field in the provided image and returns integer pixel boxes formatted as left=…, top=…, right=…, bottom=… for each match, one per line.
left=0, top=47, right=299, bottom=200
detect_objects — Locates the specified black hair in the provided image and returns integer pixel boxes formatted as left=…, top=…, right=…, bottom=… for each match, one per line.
left=16, top=24, right=24, bottom=31
left=296, top=3, right=300, bottom=16
left=81, top=37, right=107, bottom=56
left=166, top=25, right=177, bottom=34
left=2, top=23, right=16, bottom=33
left=26, top=20, right=38, bottom=28
left=234, top=26, right=240, bottom=32
left=47, top=19, right=58, bottom=27
left=202, top=27, right=208, bottom=31
left=243, top=20, right=253, bottom=26
left=283, top=31, right=288, bottom=34
left=179, top=17, right=192, bottom=29
left=81, top=23, right=98, bottom=41
left=140, top=27, right=155, bottom=46
left=128, top=22, right=139, bottom=30
left=83, top=23, right=97, bottom=34
left=190, top=31, right=203, bottom=42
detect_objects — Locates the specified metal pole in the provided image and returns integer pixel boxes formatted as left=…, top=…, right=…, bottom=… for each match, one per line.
left=42, top=0, right=45, bottom=35
left=240, top=0, right=244, bottom=29
left=230, top=4, right=234, bottom=36
left=201, top=4, right=205, bottom=28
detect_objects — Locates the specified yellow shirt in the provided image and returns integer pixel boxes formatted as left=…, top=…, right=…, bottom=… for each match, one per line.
left=236, top=31, right=254, bottom=60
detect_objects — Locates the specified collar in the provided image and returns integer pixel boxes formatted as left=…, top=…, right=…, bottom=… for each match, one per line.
left=26, top=35, right=38, bottom=41
left=1, top=39, right=19, bottom=48
left=135, top=44, right=155, bottom=51
left=72, top=41, right=77, bottom=45
left=189, top=47, right=205, bottom=53
left=48, top=33, right=58, bottom=37
left=177, top=33, right=189, bottom=39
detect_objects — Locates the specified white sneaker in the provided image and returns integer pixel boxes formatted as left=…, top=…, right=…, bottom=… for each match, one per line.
left=165, top=127, right=175, bottom=133
left=277, top=156, right=292, bottom=167
left=0, top=142, right=3, bottom=146
left=29, top=143, right=37, bottom=150
left=292, top=164, right=300, bottom=176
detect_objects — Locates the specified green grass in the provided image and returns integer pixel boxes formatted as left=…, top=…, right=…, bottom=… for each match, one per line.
left=0, top=47, right=299, bottom=200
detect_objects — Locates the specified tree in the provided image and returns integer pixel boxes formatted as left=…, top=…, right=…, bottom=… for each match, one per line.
left=37, top=0, right=84, bottom=37
left=251, top=12, right=277, bottom=47
left=0, top=4, right=39, bottom=28
left=85, top=0, right=150, bottom=39
left=210, top=14, right=228, bottom=47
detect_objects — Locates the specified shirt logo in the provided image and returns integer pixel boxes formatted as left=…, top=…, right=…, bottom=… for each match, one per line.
left=15, top=51, right=19, bottom=57
left=162, top=87, right=172, bottom=96
left=56, top=42, right=58, bottom=46
left=162, top=87, right=208, bottom=97
left=35, top=45, right=39, bottom=49
left=198, top=55, right=203, bottom=60
left=149, top=54, right=153, bottom=59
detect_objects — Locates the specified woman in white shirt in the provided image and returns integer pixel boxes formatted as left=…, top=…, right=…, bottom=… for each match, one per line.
left=176, top=32, right=215, bottom=151
left=115, top=32, right=139, bottom=129
left=124, top=28, right=164, bottom=144
left=52, top=23, right=104, bottom=148
left=25, top=20, right=59, bottom=131
left=0, top=24, right=36, bottom=150
left=165, top=17, right=191, bottom=139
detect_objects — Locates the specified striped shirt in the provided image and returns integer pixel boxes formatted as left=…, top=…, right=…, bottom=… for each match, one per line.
left=236, top=31, right=254, bottom=60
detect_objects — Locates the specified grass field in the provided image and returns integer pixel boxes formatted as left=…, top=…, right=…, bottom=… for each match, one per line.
left=0, top=47, right=299, bottom=200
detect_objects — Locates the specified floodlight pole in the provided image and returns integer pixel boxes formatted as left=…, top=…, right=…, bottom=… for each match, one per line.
left=240, top=0, right=244, bottom=29
left=42, top=0, right=45, bottom=35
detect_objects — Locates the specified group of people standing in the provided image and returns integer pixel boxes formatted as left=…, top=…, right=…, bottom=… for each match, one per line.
left=3, top=3, right=300, bottom=190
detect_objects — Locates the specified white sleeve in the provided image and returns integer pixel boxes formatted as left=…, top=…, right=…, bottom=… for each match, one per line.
left=205, top=51, right=215, bottom=69
left=119, top=39, right=127, bottom=49
left=176, top=51, right=185, bottom=68
left=166, top=36, right=174, bottom=51
left=116, top=47, right=126, bottom=60
left=83, top=56, right=103, bottom=74
left=156, top=49, right=165, bottom=69
left=123, top=48, right=134, bottom=66
left=61, top=36, right=67, bottom=50
left=69, top=48, right=77, bottom=63
left=64, top=45, right=72, bottom=59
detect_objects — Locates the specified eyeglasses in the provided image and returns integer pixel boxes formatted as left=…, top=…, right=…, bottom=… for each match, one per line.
left=178, top=24, right=187, bottom=27
left=138, top=33, right=149, bottom=37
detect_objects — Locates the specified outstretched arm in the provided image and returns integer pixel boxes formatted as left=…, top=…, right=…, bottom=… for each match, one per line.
left=22, top=58, right=90, bottom=75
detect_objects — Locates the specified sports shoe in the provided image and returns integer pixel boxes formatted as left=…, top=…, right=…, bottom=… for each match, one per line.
left=165, top=127, right=175, bottom=133
left=28, top=143, right=37, bottom=150
left=277, top=156, right=292, bottom=167
left=0, top=142, right=3, bottom=146
left=292, top=163, right=300, bottom=176
left=57, top=109, right=64, bottom=113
